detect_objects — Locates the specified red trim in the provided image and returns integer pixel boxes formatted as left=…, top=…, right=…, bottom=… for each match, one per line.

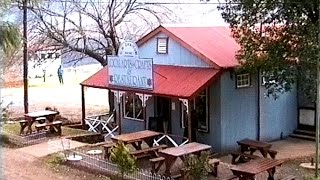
left=136, top=26, right=220, bottom=69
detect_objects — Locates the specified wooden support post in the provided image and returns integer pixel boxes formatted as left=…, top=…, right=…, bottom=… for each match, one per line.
left=81, top=85, right=86, bottom=129
left=187, top=100, right=192, bottom=142
left=112, top=90, right=125, bottom=135
left=137, top=93, right=151, bottom=130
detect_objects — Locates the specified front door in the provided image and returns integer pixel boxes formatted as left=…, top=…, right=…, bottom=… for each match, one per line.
left=148, top=96, right=171, bottom=133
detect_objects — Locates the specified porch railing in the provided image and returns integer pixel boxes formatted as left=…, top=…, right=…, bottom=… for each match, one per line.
left=84, top=112, right=119, bottom=139
left=153, top=133, right=189, bottom=147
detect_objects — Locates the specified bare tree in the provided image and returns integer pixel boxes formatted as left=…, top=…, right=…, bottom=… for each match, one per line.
left=28, top=0, right=178, bottom=66
left=26, top=0, right=179, bottom=114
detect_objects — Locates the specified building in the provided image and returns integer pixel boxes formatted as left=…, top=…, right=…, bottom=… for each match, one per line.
left=80, top=25, right=297, bottom=152
left=28, top=46, right=62, bottom=78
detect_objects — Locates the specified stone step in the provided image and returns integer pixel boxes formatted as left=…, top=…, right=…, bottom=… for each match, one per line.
left=289, top=134, right=315, bottom=141
left=293, top=129, right=315, bottom=136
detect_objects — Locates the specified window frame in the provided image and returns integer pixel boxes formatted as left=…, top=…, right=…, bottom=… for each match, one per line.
left=180, top=88, right=210, bottom=133
left=236, top=73, right=251, bottom=88
left=156, top=37, right=169, bottom=54
left=123, top=93, right=144, bottom=121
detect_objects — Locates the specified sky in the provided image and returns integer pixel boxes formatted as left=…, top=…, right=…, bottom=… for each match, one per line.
left=5, top=0, right=228, bottom=26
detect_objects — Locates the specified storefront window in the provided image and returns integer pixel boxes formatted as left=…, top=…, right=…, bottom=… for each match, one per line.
left=181, top=89, right=209, bottom=132
left=192, top=89, right=209, bottom=132
left=123, top=93, right=143, bottom=120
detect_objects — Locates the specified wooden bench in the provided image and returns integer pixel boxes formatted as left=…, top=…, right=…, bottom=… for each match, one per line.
left=231, top=152, right=260, bottom=164
left=130, top=144, right=167, bottom=159
left=267, top=149, right=278, bottom=159
left=19, top=120, right=28, bottom=134
left=208, top=158, right=220, bottom=177
left=249, top=147, right=278, bottom=159
left=35, top=117, right=47, bottom=124
left=35, top=121, right=62, bottom=135
left=150, top=156, right=165, bottom=173
left=280, top=175, right=296, bottom=180
left=103, top=143, right=116, bottom=159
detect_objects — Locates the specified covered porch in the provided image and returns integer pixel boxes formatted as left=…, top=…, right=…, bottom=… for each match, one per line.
left=80, top=64, right=221, bottom=144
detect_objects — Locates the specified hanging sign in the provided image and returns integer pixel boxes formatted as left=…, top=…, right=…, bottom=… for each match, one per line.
left=108, top=41, right=153, bottom=90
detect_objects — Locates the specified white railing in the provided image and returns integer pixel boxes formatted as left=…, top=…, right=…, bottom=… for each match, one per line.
left=84, top=112, right=119, bottom=139
left=67, top=148, right=172, bottom=180
left=153, top=133, right=189, bottom=147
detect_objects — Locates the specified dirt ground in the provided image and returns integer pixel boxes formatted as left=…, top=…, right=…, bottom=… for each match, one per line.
left=1, top=147, right=109, bottom=180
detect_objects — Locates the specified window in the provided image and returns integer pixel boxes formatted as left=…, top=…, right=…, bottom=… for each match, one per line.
left=40, top=53, right=46, bottom=59
left=180, top=89, right=209, bottom=132
left=192, top=89, right=209, bottom=132
left=47, top=53, right=53, bottom=59
left=123, top=93, right=143, bottom=120
left=157, top=37, right=168, bottom=54
left=236, top=73, right=251, bottom=88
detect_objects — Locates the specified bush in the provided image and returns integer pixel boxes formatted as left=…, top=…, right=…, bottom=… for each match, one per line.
left=183, top=151, right=211, bottom=180
left=109, top=142, right=137, bottom=180
left=0, top=100, right=12, bottom=123
left=47, top=153, right=66, bottom=167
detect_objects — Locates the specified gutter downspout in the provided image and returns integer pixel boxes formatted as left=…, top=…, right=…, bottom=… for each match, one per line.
left=257, top=69, right=261, bottom=140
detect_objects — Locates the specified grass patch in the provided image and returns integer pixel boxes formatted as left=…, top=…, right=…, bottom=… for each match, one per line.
left=2, top=123, right=20, bottom=134
left=2, top=123, right=93, bottom=137
left=62, top=127, right=93, bottom=137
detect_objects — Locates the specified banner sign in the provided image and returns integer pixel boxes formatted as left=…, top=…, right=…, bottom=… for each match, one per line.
left=108, top=41, right=153, bottom=90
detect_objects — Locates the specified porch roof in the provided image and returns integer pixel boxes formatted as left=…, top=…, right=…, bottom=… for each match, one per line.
left=81, top=65, right=222, bottom=99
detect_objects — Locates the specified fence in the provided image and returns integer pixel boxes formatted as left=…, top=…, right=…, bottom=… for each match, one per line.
left=66, top=148, right=173, bottom=180
left=2, top=130, right=47, bottom=146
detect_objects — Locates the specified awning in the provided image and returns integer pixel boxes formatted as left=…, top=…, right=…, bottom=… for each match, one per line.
left=81, top=65, right=222, bottom=99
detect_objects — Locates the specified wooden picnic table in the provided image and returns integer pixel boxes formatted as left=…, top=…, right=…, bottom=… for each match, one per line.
left=237, top=138, right=272, bottom=158
left=159, top=142, right=211, bottom=176
left=230, top=158, right=284, bottom=180
left=111, top=130, right=161, bottom=150
left=22, top=110, right=58, bottom=134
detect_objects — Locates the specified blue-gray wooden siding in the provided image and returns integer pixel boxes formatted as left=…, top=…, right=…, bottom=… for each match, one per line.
left=138, top=32, right=210, bottom=67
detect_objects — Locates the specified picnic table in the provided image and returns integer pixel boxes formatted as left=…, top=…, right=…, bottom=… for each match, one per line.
left=237, top=139, right=272, bottom=158
left=158, top=142, right=211, bottom=176
left=21, top=110, right=59, bottom=134
left=230, top=158, right=284, bottom=180
left=111, top=130, right=161, bottom=150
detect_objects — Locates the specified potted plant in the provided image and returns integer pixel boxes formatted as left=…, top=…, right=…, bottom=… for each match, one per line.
left=109, top=142, right=137, bottom=180
left=182, top=151, right=211, bottom=180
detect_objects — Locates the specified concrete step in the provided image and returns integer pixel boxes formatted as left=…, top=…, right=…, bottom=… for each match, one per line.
left=289, top=134, right=315, bottom=141
left=293, top=129, right=315, bottom=136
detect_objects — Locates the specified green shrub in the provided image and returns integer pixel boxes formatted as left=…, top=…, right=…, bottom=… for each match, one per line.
left=183, top=151, right=211, bottom=180
left=47, top=153, right=66, bottom=167
left=109, top=142, right=137, bottom=180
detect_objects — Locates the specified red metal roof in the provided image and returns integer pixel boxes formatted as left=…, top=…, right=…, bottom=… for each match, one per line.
left=81, top=65, right=222, bottom=99
left=136, top=26, right=240, bottom=68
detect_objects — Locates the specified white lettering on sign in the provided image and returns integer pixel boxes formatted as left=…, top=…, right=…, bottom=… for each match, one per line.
left=108, top=41, right=153, bottom=90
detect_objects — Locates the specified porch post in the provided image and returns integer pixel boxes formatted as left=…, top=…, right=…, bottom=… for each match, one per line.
left=111, top=90, right=125, bottom=135
left=137, top=93, right=152, bottom=130
left=81, top=85, right=86, bottom=129
left=187, top=100, right=192, bottom=142
left=179, top=98, right=191, bottom=142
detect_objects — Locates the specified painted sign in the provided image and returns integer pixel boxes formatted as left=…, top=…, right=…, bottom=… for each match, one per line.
left=108, top=41, right=153, bottom=90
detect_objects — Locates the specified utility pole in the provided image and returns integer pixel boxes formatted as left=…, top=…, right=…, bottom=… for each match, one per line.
left=23, top=0, right=29, bottom=113
left=316, top=1, right=320, bottom=176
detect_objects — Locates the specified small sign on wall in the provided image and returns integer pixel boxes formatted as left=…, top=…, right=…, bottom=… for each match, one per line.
left=108, top=41, right=153, bottom=90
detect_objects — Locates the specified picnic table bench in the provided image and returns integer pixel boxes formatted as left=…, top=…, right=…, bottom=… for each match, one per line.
left=35, top=121, right=62, bottom=135
left=230, top=158, right=284, bottom=180
left=159, top=142, right=212, bottom=177
left=111, top=130, right=161, bottom=150
left=237, top=139, right=273, bottom=158
left=131, top=144, right=167, bottom=159
left=231, top=152, right=260, bottom=164
left=21, top=110, right=59, bottom=134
